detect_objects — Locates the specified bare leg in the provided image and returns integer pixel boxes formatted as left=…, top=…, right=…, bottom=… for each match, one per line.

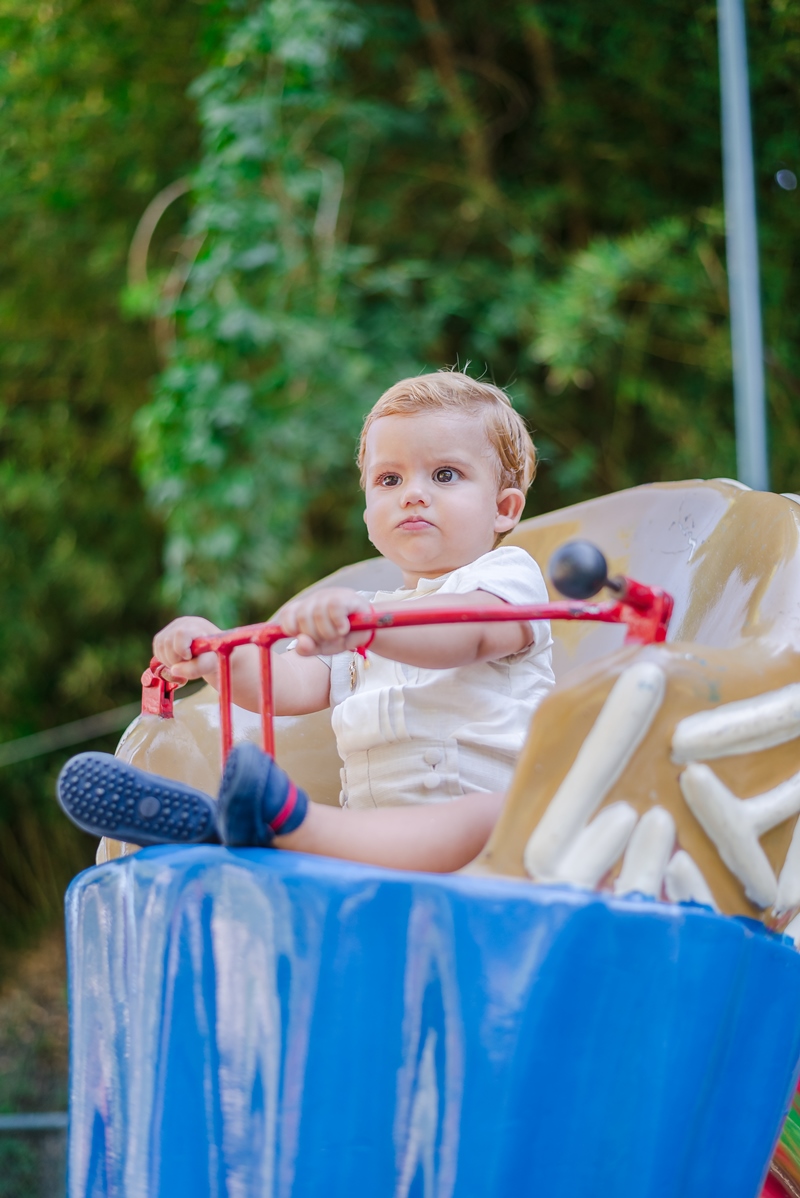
left=273, top=791, right=504, bottom=873
left=58, top=747, right=504, bottom=868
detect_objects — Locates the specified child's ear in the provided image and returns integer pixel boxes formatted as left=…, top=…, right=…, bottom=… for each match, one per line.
left=494, top=488, right=525, bottom=533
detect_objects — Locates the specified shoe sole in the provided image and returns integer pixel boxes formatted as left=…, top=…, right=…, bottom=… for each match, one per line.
left=57, top=752, right=217, bottom=846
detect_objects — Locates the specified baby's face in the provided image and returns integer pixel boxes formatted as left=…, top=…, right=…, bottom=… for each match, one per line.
left=362, top=410, right=524, bottom=587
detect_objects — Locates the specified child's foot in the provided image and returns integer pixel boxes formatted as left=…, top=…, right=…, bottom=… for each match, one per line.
left=217, top=742, right=309, bottom=846
left=57, top=752, right=220, bottom=846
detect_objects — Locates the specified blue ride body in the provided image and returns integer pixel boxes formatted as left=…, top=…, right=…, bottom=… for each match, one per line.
left=66, top=845, right=800, bottom=1198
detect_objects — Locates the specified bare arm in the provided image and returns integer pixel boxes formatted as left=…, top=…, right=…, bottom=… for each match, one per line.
left=275, top=790, right=504, bottom=872
left=282, top=587, right=533, bottom=667
left=152, top=577, right=531, bottom=715
left=371, top=590, right=531, bottom=667
left=228, top=645, right=331, bottom=715
left=153, top=618, right=331, bottom=716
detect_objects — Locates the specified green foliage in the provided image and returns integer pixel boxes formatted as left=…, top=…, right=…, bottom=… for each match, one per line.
left=138, top=0, right=800, bottom=623
left=0, top=1140, right=38, bottom=1198
left=0, top=0, right=211, bottom=952
left=135, top=0, right=395, bottom=624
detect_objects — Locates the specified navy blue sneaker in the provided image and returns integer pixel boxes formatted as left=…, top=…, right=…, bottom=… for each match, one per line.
left=57, top=752, right=220, bottom=846
left=217, top=742, right=309, bottom=847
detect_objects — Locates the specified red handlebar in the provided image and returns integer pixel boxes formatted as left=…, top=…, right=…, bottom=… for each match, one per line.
left=141, top=577, right=673, bottom=764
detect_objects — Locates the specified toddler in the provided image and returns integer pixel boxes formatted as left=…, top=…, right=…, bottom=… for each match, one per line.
left=58, top=371, right=555, bottom=872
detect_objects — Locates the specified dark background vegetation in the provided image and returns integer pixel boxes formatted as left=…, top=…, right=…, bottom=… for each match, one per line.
left=0, top=2, right=798, bottom=1175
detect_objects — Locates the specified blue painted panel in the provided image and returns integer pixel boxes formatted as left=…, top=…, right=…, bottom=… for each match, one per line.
left=66, top=847, right=800, bottom=1198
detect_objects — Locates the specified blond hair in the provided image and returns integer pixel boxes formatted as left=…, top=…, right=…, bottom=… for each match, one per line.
left=358, top=371, right=537, bottom=492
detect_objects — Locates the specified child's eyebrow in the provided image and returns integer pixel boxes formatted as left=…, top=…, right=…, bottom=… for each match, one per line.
left=368, top=455, right=476, bottom=474
left=368, top=460, right=403, bottom=473
left=435, top=457, right=473, bottom=469
left=429, top=456, right=477, bottom=475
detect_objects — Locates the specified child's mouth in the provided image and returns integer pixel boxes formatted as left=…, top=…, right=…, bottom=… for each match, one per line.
left=398, top=518, right=434, bottom=531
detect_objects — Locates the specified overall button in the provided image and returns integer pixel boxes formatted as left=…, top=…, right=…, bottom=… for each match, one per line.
left=423, top=748, right=443, bottom=766
left=423, top=774, right=440, bottom=790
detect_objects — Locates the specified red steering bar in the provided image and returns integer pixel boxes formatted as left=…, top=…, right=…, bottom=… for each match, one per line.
left=141, top=575, right=673, bottom=765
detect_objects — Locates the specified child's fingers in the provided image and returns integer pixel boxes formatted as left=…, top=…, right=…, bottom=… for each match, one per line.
left=330, top=601, right=354, bottom=636
left=172, top=629, right=195, bottom=661
left=282, top=589, right=364, bottom=648
left=310, top=602, right=350, bottom=643
left=279, top=604, right=299, bottom=637
left=295, top=633, right=351, bottom=657
left=153, top=628, right=179, bottom=665
left=153, top=633, right=190, bottom=667
left=153, top=618, right=220, bottom=679
left=165, top=652, right=218, bottom=682
left=288, top=600, right=344, bottom=644
left=293, top=633, right=321, bottom=657
left=280, top=604, right=323, bottom=641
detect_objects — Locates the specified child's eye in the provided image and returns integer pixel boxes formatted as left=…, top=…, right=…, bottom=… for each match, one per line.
left=378, top=473, right=401, bottom=487
left=434, top=467, right=459, bottom=483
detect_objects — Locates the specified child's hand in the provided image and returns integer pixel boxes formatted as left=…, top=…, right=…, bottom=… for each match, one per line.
left=279, top=588, right=373, bottom=656
left=153, top=616, right=222, bottom=685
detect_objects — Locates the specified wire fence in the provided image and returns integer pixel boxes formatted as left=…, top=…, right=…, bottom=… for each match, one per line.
left=0, top=1113, right=68, bottom=1131
left=0, top=681, right=206, bottom=769
left=0, top=704, right=142, bottom=769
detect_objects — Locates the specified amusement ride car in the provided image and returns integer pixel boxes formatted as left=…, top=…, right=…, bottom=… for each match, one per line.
left=65, top=478, right=800, bottom=1198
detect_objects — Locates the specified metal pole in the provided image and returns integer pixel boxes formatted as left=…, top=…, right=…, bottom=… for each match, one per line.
left=717, top=0, right=769, bottom=490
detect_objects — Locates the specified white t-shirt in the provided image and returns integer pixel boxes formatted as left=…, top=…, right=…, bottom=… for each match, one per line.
left=323, top=546, right=555, bottom=809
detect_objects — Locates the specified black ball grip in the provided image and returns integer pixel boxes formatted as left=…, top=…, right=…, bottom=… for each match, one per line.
left=549, top=540, right=610, bottom=600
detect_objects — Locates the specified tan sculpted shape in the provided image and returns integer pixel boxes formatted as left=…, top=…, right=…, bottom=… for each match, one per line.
left=475, top=481, right=800, bottom=927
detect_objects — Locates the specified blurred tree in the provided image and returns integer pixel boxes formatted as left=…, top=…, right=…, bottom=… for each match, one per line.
left=138, top=0, right=800, bottom=625
left=0, top=0, right=213, bottom=952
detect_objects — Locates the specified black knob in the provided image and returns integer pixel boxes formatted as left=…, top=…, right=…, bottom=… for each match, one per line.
left=549, top=541, right=609, bottom=600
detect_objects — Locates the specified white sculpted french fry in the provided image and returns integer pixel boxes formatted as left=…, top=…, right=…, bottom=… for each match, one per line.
left=523, top=663, right=665, bottom=882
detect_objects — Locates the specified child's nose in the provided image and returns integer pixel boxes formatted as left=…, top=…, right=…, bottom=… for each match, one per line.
left=401, top=481, right=430, bottom=506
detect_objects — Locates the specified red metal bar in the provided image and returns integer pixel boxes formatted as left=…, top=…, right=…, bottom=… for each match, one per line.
left=144, top=578, right=673, bottom=766
left=614, top=576, right=659, bottom=611
left=140, top=658, right=182, bottom=718
left=189, top=592, right=673, bottom=656
left=258, top=644, right=275, bottom=758
left=217, top=647, right=234, bottom=760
